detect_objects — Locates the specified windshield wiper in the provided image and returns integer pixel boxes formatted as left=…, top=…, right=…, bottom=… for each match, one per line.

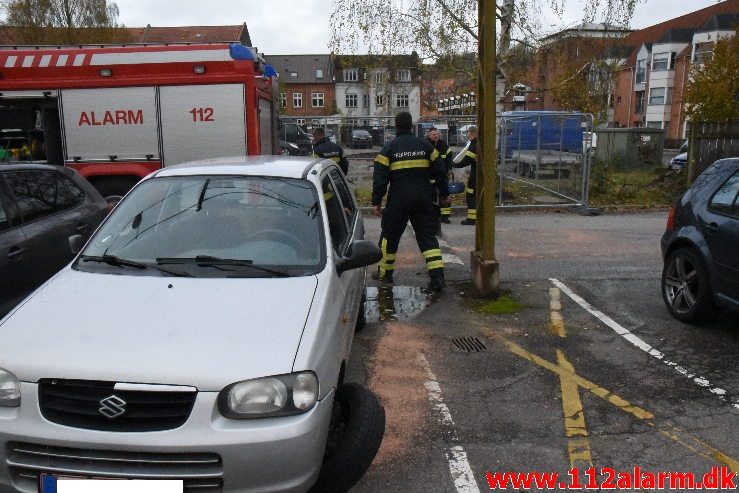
left=156, top=256, right=291, bottom=277
left=81, top=254, right=149, bottom=269
left=81, top=254, right=193, bottom=277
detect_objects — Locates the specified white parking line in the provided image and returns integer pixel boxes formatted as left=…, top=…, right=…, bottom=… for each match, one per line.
left=418, top=354, right=481, bottom=493
left=550, top=278, right=738, bottom=410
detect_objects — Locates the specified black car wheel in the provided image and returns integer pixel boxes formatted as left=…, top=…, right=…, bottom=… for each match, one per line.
left=355, top=295, right=367, bottom=332
left=662, top=247, right=718, bottom=323
left=311, top=383, right=385, bottom=493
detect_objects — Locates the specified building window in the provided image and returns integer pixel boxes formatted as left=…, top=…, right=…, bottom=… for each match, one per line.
left=648, top=87, right=666, bottom=105
left=290, top=71, right=298, bottom=78
left=376, top=94, right=385, bottom=107
left=344, top=68, right=358, bottom=82
left=362, top=94, right=369, bottom=108
left=646, top=121, right=662, bottom=129
left=635, top=91, right=645, bottom=114
left=652, top=52, right=669, bottom=71
left=693, top=42, right=714, bottom=64
left=296, top=119, right=305, bottom=125
left=396, top=94, right=409, bottom=108
left=293, top=92, right=303, bottom=108
left=316, top=69, right=324, bottom=79
left=395, top=69, right=411, bottom=82
left=635, top=59, right=646, bottom=84
left=280, top=93, right=287, bottom=108
left=373, top=71, right=385, bottom=83
left=346, top=93, right=358, bottom=108
left=311, top=92, right=324, bottom=108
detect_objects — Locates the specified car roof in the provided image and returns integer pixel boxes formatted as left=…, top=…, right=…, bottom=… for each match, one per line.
left=0, top=163, right=70, bottom=173
left=152, top=155, right=326, bottom=179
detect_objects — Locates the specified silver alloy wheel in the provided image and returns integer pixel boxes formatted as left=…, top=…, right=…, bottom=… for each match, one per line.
left=663, top=254, right=699, bottom=315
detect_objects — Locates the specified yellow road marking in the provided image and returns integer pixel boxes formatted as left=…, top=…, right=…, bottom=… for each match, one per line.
left=557, top=350, right=593, bottom=469
left=549, top=288, right=566, bottom=337
left=474, top=326, right=739, bottom=473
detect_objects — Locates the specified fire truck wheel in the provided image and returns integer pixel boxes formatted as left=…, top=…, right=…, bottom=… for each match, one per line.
left=95, top=177, right=138, bottom=205
left=311, top=383, right=385, bottom=493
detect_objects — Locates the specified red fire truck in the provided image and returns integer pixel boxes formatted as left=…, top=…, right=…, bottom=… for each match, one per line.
left=0, top=43, right=278, bottom=201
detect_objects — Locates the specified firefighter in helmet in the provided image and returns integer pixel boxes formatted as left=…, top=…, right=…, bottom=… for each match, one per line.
left=453, top=126, right=478, bottom=225
left=371, top=112, right=451, bottom=291
left=425, top=127, right=453, bottom=224
left=312, top=127, right=349, bottom=175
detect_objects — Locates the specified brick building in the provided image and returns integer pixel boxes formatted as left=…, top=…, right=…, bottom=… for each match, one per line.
left=264, top=55, right=335, bottom=120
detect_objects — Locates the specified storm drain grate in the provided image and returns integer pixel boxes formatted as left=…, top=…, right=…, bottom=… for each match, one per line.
left=452, top=337, right=487, bottom=352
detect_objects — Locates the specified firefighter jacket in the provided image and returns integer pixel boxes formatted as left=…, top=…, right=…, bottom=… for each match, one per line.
left=454, top=137, right=477, bottom=186
left=427, top=137, right=453, bottom=171
left=313, top=137, right=349, bottom=175
left=372, top=131, right=449, bottom=206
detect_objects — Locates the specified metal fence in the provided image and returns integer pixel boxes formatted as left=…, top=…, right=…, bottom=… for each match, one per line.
left=279, top=113, right=593, bottom=209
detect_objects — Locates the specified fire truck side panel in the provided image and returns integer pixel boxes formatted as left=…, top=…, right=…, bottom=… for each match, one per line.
left=61, top=87, right=160, bottom=162
left=159, top=84, right=246, bottom=167
left=258, top=98, right=274, bottom=156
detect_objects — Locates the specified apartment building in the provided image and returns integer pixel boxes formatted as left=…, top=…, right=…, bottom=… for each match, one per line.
left=264, top=55, right=335, bottom=121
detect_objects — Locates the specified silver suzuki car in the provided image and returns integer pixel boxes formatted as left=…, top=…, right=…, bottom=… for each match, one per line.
left=0, top=156, right=384, bottom=492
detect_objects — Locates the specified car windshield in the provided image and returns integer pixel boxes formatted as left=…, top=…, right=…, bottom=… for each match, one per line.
left=75, top=175, right=324, bottom=278
left=353, top=130, right=370, bottom=137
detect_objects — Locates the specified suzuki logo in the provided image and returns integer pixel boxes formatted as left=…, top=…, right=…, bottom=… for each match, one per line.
left=99, top=395, right=127, bottom=419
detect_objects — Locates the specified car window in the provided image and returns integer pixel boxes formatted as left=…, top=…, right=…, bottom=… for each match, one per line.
left=77, top=176, right=324, bottom=277
left=709, top=171, right=739, bottom=218
left=0, top=193, right=8, bottom=232
left=322, top=174, right=349, bottom=252
left=4, top=170, right=85, bottom=223
left=329, top=168, right=356, bottom=223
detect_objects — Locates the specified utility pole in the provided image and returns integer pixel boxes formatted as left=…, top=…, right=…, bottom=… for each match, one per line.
left=471, top=0, right=500, bottom=297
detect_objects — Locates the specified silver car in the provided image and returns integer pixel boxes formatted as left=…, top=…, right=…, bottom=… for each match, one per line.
left=0, top=156, right=383, bottom=492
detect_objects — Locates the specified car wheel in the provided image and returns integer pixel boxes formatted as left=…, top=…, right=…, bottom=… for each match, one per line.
left=311, top=383, right=385, bottom=493
left=661, top=247, right=718, bottom=323
left=355, top=295, right=367, bottom=332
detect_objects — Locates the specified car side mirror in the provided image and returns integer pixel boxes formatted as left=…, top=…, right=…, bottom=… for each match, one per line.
left=337, top=240, right=382, bottom=274
left=68, top=234, right=85, bottom=255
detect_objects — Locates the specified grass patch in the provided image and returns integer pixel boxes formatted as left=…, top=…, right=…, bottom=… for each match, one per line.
left=477, top=295, right=525, bottom=314
left=589, top=162, right=687, bottom=207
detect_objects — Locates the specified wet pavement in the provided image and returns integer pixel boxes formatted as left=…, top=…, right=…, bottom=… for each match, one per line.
left=348, top=211, right=738, bottom=492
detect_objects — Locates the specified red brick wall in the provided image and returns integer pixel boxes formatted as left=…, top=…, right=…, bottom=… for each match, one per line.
left=669, top=55, right=691, bottom=140
left=280, top=83, right=336, bottom=117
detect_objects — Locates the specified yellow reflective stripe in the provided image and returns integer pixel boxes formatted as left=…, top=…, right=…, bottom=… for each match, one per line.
left=422, top=249, right=442, bottom=259
left=390, top=159, right=429, bottom=171
left=323, top=191, right=333, bottom=200
left=430, top=149, right=440, bottom=161
left=375, top=154, right=390, bottom=166
left=465, top=188, right=474, bottom=194
left=430, top=179, right=436, bottom=184
left=465, top=150, right=477, bottom=159
left=379, top=238, right=390, bottom=276
left=441, top=208, right=452, bottom=214
left=426, top=260, right=445, bottom=270
left=385, top=253, right=396, bottom=261
left=467, top=209, right=477, bottom=219
left=441, top=150, right=451, bottom=158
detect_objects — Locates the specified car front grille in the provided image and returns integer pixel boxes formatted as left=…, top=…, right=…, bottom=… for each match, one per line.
left=38, top=380, right=196, bottom=432
left=7, top=442, right=223, bottom=492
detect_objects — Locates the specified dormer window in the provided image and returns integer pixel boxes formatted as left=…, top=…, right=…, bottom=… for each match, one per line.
left=635, top=59, right=646, bottom=84
left=395, top=69, right=411, bottom=82
left=344, top=69, right=358, bottom=82
left=652, top=52, right=669, bottom=71
left=693, top=42, right=714, bottom=63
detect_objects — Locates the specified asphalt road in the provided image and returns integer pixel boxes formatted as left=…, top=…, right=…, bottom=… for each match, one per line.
left=349, top=211, right=738, bottom=492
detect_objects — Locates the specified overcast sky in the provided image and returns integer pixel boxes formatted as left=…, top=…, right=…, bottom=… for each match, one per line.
left=113, top=0, right=721, bottom=55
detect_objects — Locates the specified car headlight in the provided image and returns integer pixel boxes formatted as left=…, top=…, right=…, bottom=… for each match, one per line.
left=288, top=142, right=299, bottom=149
left=0, top=368, right=20, bottom=407
left=218, top=372, right=319, bottom=419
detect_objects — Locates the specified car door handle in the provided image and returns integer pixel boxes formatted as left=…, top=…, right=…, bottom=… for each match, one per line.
left=7, top=247, right=25, bottom=260
left=704, top=222, right=719, bottom=235
left=76, top=223, right=89, bottom=234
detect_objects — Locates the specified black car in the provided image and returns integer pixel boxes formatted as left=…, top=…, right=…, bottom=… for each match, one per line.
left=661, top=157, right=739, bottom=323
left=0, top=164, right=108, bottom=315
left=351, top=130, right=373, bottom=149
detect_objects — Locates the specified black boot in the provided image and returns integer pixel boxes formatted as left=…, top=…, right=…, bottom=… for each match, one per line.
left=428, top=269, right=446, bottom=291
left=461, top=218, right=476, bottom=225
left=440, top=216, right=451, bottom=224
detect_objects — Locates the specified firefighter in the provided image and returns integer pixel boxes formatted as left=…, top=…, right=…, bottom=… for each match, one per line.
left=426, top=127, right=453, bottom=224
left=372, top=112, right=451, bottom=291
left=453, top=126, right=478, bottom=225
left=312, top=127, right=349, bottom=175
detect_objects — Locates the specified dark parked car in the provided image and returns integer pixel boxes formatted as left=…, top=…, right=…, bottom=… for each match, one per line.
left=351, top=129, right=373, bottom=149
left=661, top=157, right=739, bottom=323
left=670, top=152, right=687, bottom=170
left=0, top=164, right=108, bottom=315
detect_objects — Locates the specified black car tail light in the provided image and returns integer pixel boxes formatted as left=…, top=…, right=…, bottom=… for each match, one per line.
left=666, top=206, right=676, bottom=232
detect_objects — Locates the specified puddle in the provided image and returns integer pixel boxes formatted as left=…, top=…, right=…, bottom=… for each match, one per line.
left=365, top=286, right=433, bottom=323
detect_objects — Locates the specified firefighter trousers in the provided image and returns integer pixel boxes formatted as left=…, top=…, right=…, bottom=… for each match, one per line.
left=378, top=191, right=444, bottom=277
left=465, top=178, right=477, bottom=221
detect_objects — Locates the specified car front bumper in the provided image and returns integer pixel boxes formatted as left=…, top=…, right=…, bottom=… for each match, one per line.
left=0, top=383, right=334, bottom=493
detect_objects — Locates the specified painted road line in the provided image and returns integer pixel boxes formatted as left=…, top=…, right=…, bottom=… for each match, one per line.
left=481, top=329, right=739, bottom=473
left=443, top=253, right=465, bottom=265
left=557, top=350, right=593, bottom=469
left=418, top=354, right=481, bottom=493
left=549, top=278, right=738, bottom=410
left=549, top=287, right=566, bottom=337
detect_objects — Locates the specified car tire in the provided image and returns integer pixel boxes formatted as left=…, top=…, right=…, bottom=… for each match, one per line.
left=94, top=177, right=139, bottom=205
left=355, top=295, right=367, bottom=332
left=661, top=247, right=719, bottom=323
left=311, top=383, right=385, bottom=493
